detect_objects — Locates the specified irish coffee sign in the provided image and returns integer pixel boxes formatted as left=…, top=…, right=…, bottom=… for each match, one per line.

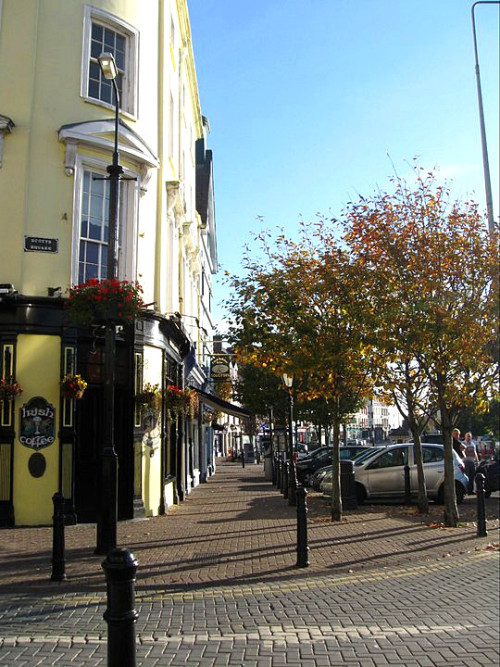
left=19, top=397, right=56, bottom=450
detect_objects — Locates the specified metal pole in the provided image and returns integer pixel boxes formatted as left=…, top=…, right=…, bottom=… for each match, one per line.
left=96, top=76, right=122, bottom=555
left=475, top=472, right=488, bottom=537
left=288, top=391, right=296, bottom=505
left=51, top=492, right=66, bottom=581
left=296, top=484, right=310, bottom=567
left=471, top=1, right=498, bottom=234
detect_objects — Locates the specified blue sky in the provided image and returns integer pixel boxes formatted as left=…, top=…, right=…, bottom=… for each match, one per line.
left=187, top=0, right=499, bottom=324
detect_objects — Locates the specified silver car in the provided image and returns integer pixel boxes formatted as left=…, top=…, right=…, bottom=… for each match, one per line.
left=320, top=443, right=468, bottom=504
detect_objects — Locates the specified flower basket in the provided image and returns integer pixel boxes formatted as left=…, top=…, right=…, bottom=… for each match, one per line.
left=0, top=377, right=22, bottom=401
left=163, top=385, right=198, bottom=417
left=68, top=279, right=144, bottom=325
left=61, top=374, right=87, bottom=400
left=136, top=383, right=162, bottom=416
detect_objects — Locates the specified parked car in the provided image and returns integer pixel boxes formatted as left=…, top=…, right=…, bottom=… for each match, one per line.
left=309, top=447, right=382, bottom=491
left=295, top=445, right=372, bottom=486
left=320, top=443, right=468, bottom=504
left=310, top=447, right=384, bottom=491
left=475, top=452, right=500, bottom=497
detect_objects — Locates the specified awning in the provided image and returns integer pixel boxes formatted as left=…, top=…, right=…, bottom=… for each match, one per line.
left=194, top=388, right=251, bottom=420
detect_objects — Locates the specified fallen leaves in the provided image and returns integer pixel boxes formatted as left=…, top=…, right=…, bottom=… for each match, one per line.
left=474, top=543, right=500, bottom=552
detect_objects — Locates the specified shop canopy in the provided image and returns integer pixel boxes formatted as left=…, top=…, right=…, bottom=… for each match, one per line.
left=194, top=388, right=251, bottom=421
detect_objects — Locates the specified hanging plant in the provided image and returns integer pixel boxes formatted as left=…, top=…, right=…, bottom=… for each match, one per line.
left=0, top=377, right=23, bottom=401
left=163, top=385, right=197, bottom=416
left=135, top=382, right=162, bottom=416
left=60, top=374, right=87, bottom=400
left=67, top=278, right=144, bottom=325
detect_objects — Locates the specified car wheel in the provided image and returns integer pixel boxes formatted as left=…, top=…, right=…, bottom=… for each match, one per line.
left=455, top=482, right=465, bottom=505
left=355, top=483, right=366, bottom=505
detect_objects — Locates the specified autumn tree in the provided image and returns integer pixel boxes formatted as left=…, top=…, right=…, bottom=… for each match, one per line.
left=226, top=224, right=376, bottom=520
left=344, top=165, right=499, bottom=526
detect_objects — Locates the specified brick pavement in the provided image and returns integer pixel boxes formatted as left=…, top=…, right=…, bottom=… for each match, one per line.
left=0, top=459, right=499, bottom=665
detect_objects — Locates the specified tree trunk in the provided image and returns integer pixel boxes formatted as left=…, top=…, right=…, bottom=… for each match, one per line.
left=439, top=393, right=459, bottom=527
left=330, top=420, right=342, bottom=522
left=408, top=419, right=428, bottom=514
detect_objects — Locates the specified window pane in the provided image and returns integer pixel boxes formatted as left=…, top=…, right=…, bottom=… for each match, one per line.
left=91, top=23, right=103, bottom=42
left=88, top=219, right=102, bottom=241
left=88, top=79, right=100, bottom=100
left=102, top=247, right=108, bottom=275
left=86, top=263, right=99, bottom=281
left=90, top=192, right=104, bottom=220
left=100, top=80, right=113, bottom=104
left=104, top=28, right=115, bottom=51
left=86, top=242, right=99, bottom=265
left=81, top=218, right=88, bottom=238
left=91, top=39, right=102, bottom=59
left=115, top=35, right=125, bottom=69
left=83, top=171, right=90, bottom=193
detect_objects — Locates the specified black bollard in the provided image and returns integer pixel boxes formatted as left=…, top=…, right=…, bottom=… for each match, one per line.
left=241, top=449, right=245, bottom=468
left=102, top=548, right=139, bottom=667
left=283, top=461, right=289, bottom=499
left=278, top=459, right=283, bottom=493
left=475, top=473, right=488, bottom=538
left=51, top=492, right=66, bottom=581
left=404, top=465, right=411, bottom=505
left=296, top=484, right=310, bottom=568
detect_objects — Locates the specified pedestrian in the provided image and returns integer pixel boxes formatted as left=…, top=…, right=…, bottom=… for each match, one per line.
left=463, top=432, right=479, bottom=494
left=452, top=428, right=465, bottom=458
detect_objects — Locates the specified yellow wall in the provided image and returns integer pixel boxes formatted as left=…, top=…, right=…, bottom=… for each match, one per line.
left=141, top=344, right=162, bottom=516
left=0, top=0, right=161, bottom=297
left=13, top=334, right=61, bottom=525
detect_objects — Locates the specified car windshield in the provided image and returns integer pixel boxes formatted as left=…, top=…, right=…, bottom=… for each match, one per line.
left=354, top=447, right=384, bottom=466
left=308, top=447, right=328, bottom=458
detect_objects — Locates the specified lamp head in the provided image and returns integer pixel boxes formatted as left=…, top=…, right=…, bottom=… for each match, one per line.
left=98, top=52, right=118, bottom=80
left=282, top=372, right=293, bottom=388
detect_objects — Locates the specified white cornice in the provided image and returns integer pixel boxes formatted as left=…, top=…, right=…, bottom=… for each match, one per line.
left=58, top=120, right=159, bottom=192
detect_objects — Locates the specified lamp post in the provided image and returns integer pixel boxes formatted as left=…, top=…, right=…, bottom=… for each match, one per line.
left=95, top=52, right=123, bottom=555
left=282, top=373, right=296, bottom=506
left=471, top=1, right=498, bottom=234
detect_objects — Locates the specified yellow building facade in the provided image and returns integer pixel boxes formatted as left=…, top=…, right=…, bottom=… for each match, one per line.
left=0, top=0, right=221, bottom=526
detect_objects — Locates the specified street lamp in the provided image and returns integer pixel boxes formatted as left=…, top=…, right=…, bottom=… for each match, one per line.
left=471, top=1, right=498, bottom=234
left=95, top=52, right=123, bottom=554
left=282, top=373, right=296, bottom=505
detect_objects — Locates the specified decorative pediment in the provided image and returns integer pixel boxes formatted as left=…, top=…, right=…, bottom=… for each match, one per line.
left=58, top=119, right=159, bottom=193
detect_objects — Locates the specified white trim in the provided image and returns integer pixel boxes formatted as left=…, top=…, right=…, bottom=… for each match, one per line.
left=81, top=4, right=139, bottom=118
left=58, top=120, right=159, bottom=193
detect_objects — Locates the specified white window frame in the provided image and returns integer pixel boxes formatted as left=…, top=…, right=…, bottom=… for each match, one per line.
left=71, top=154, right=139, bottom=286
left=81, top=5, right=139, bottom=118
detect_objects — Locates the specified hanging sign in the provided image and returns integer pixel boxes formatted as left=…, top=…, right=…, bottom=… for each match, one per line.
left=211, top=355, right=231, bottom=380
left=19, top=396, right=56, bottom=450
